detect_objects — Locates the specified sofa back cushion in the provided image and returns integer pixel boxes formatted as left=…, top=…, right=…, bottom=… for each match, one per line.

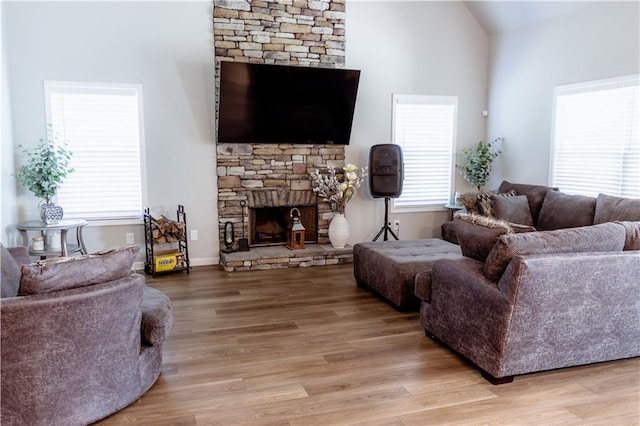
left=537, top=189, right=596, bottom=230
left=1, top=244, right=21, bottom=298
left=594, top=193, right=640, bottom=223
left=484, top=222, right=626, bottom=281
left=492, top=195, right=534, bottom=226
left=498, top=181, right=558, bottom=226
left=19, top=245, right=140, bottom=296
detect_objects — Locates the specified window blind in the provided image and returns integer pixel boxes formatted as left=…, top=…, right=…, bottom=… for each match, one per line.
left=45, top=81, right=146, bottom=221
left=392, top=94, right=457, bottom=211
left=551, top=74, right=640, bottom=198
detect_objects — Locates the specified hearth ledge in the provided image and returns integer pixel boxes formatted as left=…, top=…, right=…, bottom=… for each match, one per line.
left=219, top=244, right=353, bottom=272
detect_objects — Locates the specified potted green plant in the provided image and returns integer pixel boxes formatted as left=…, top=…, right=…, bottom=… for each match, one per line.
left=456, top=137, right=502, bottom=191
left=15, top=129, right=74, bottom=224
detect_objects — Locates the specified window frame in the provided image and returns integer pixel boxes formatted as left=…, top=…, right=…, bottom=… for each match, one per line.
left=390, top=94, right=458, bottom=213
left=549, top=74, right=639, bottom=198
left=44, top=80, right=148, bottom=225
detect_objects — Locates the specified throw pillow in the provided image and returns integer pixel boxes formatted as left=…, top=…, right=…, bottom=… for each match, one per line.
left=483, top=222, right=626, bottom=281
left=1, top=244, right=21, bottom=298
left=460, top=191, right=487, bottom=215
left=497, top=181, right=559, bottom=225
left=454, top=214, right=513, bottom=262
left=478, top=190, right=517, bottom=217
left=492, top=195, right=534, bottom=226
left=593, top=193, right=640, bottom=224
left=19, top=245, right=140, bottom=296
left=537, top=189, right=596, bottom=231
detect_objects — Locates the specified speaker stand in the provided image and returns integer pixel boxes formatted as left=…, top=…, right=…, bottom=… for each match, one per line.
left=373, top=197, right=399, bottom=241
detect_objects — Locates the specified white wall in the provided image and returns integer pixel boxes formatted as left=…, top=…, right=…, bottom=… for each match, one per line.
left=4, top=1, right=218, bottom=264
left=486, top=1, right=640, bottom=187
left=346, top=1, right=489, bottom=242
left=1, top=1, right=18, bottom=245
left=10, top=2, right=630, bottom=259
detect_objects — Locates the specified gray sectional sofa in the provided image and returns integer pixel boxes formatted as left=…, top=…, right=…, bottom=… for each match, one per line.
left=418, top=181, right=640, bottom=383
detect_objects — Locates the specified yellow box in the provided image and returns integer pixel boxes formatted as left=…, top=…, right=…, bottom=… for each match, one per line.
left=154, top=252, right=179, bottom=272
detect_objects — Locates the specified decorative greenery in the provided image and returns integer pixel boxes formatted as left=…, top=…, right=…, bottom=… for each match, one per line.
left=456, top=137, right=502, bottom=190
left=15, top=129, right=74, bottom=204
left=310, top=164, right=368, bottom=214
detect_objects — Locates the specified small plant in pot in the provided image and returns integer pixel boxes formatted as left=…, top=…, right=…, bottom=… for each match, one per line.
left=15, top=129, right=74, bottom=224
left=456, top=137, right=502, bottom=191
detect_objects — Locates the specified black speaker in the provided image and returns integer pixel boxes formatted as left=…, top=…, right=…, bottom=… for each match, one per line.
left=369, top=144, right=403, bottom=198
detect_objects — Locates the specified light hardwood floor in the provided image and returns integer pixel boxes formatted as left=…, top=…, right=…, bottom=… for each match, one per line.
left=98, top=264, right=639, bottom=425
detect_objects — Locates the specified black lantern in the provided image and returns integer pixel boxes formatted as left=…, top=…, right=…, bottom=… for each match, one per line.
left=286, top=207, right=306, bottom=250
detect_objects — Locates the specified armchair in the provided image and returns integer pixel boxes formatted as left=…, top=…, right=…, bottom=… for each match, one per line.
left=1, top=244, right=174, bottom=426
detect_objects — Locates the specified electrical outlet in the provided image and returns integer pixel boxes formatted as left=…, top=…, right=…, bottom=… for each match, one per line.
left=190, top=230, right=198, bottom=241
left=393, top=220, right=400, bottom=229
left=126, top=233, right=134, bottom=244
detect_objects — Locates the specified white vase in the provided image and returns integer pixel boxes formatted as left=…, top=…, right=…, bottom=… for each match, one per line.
left=328, top=213, right=349, bottom=248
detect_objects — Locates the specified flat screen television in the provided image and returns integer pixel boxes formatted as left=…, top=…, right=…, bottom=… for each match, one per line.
left=217, top=61, right=361, bottom=145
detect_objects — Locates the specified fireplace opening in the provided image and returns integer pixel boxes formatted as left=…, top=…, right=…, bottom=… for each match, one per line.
left=249, top=205, right=318, bottom=247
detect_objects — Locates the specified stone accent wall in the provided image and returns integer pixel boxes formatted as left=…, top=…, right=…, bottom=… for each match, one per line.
left=214, top=0, right=346, bottom=67
left=213, top=0, right=348, bottom=253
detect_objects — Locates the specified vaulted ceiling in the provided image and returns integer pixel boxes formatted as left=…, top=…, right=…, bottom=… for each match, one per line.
left=464, top=1, right=591, bottom=34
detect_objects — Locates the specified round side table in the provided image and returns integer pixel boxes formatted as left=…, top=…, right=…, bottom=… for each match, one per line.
left=16, top=219, right=89, bottom=258
left=444, top=203, right=464, bottom=221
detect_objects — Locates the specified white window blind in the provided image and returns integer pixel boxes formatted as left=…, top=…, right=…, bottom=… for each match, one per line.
left=551, top=74, right=640, bottom=198
left=392, top=94, right=457, bottom=212
left=45, top=81, right=146, bottom=221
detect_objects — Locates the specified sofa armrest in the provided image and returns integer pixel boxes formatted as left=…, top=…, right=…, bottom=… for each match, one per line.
left=427, top=258, right=514, bottom=364
left=141, top=286, right=174, bottom=346
left=414, top=270, right=433, bottom=302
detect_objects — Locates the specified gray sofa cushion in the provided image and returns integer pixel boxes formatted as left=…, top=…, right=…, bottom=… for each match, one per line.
left=617, top=221, right=640, bottom=250
left=455, top=215, right=512, bottom=262
left=19, top=245, right=140, bottom=296
left=484, top=222, right=626, bottom=281
left=1, top=244, right=21, bottom=298
left=498, top=181, right=558, bottom=226
left=594, top=193, right=640, bottom=223
left=492, top=195, right=534, bottom=226
left=537, top=189, right=596, bottom=230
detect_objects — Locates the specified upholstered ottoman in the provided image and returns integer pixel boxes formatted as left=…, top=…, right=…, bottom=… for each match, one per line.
left=353, top=239, right=462, bottom=310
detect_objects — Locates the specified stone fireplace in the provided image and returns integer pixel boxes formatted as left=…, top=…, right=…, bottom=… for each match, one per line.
left=216, top=144, right=350, bottom=270
left=214, top=0, right=352, bottom=271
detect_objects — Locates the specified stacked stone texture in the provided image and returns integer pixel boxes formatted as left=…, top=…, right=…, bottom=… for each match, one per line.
left=214, top=0, right=346, bottom=67
left=221, top=247, right=353, bottom=272
left=217, top=143, right=345, bottom=247
left=214, top=0, right=349, bottom=270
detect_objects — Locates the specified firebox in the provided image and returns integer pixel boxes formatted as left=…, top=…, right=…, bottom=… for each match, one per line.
left=249, top=205, right=317, bottom=247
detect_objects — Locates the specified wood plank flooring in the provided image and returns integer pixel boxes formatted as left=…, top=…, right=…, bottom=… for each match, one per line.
left=97, top=264, right=639, bottom=425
